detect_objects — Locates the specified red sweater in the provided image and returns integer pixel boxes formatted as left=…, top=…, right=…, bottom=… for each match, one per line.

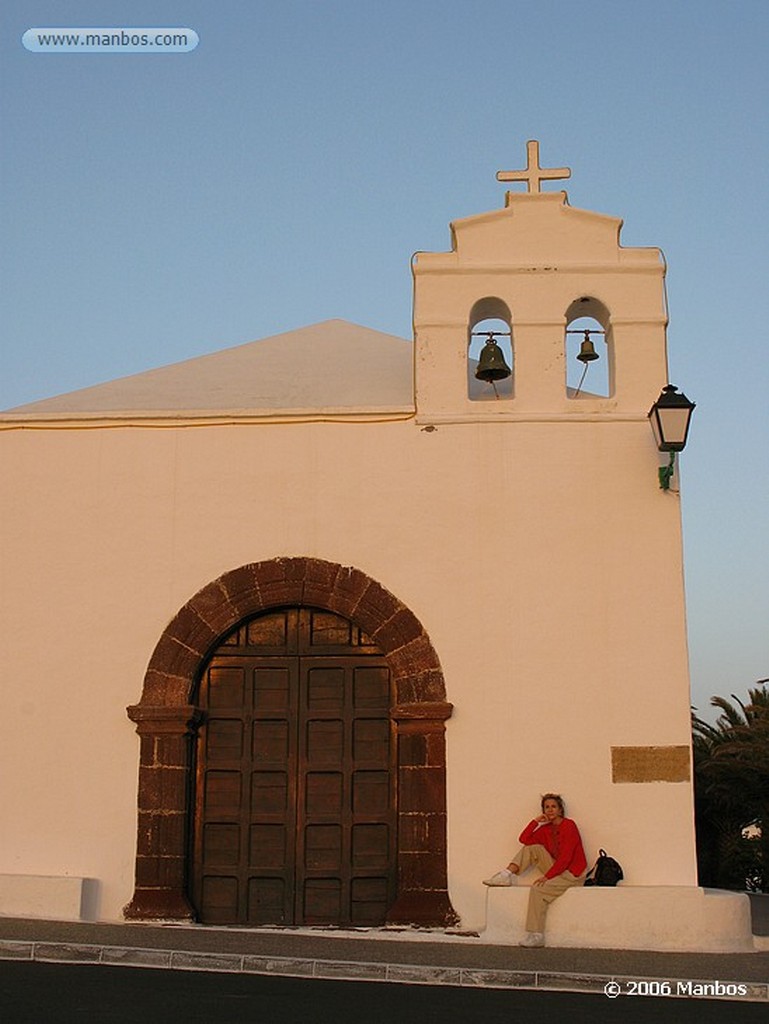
left=519, top=817, right=587, bottom=880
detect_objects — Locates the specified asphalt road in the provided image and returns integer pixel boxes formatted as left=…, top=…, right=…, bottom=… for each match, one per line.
left=0, top=962, right=765, bottom=1024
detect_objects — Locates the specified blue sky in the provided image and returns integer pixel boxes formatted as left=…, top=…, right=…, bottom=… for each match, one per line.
left=2, top=1, right=767, bottom=717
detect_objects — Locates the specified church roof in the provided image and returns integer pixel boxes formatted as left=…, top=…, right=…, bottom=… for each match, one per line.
left=1, top=320, right=415, bottom=422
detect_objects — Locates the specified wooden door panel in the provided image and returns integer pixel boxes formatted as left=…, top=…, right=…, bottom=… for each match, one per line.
left=247, top=877, right=286, bottom=925
left=352, top=666, right=391, bottom=708
left=306, top=720, right=344, bottom=765
left=204, top=770, right=243, bottom=816
left=353, top=718, right=390, bottom=763
left=304, top=824, right=343, bottom=869
left=251, top=720, right=289, bottom=763
left=305, top=666, right=345, bottom=710
left=296, top=657, right=395, bottom=927
left=305, top=772, right=343, bottom=815
left=195, top=654, right=298, bottom=925
left=194, top=609, right=395, bottom=927
left=253, top=665, right=293, bottom=709
left=250, top=770, right=290, bottom=814
left=351, top=876, right=390, bottom=925
left=352, top=770, right=390, bottom=814
left=248, top=824, right=287, bottom=868
left=202, top=823, right=240, bottom=867
left=208, top=665, right=246, bottom=707
left=201, top=876, right=238, bottom=924
left=303, top=878, right=341, bottom=923
left=246, top=609, right=296, bottom=650
left=352, top=823, right=390, bottom=869
left=206, top=719, right=244, bottom=761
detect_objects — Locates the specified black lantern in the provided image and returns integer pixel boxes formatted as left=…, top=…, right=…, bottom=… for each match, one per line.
left=648, top=384, right=696, bottom=489
left=648, top=384, right=696, bottom=452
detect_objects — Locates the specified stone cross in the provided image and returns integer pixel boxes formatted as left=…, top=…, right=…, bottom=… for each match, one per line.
left=497, top=140, right=571, bottom=194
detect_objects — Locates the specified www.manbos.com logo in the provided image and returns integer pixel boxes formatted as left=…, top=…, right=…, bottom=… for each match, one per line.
left=22, top=27, right=199, bottom=53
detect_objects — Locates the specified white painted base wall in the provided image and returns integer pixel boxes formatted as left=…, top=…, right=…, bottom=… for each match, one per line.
left=483, top=885, right=754, bottom=952
left=0, top=875, right=98, bottom=922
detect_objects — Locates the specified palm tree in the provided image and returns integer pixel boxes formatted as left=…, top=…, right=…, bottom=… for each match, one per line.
left=692, top=681, right=768, bottom=891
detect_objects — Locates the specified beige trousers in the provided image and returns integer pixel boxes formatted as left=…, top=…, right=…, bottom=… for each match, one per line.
left=510, top=843, right=585, bottom=933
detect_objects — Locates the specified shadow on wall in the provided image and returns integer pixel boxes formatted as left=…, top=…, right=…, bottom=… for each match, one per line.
left=81, top=878, right=101, bottom=921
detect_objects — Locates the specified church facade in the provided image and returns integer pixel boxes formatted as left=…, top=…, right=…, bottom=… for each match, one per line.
left=0, top=144, right=720, bottom=944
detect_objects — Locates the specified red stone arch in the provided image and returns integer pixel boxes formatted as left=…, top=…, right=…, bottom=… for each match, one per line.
left=125, top=557, right=456, bottom=927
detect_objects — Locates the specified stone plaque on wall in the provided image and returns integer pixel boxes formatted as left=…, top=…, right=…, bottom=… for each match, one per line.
left=611, top=745, right=690, bottom=783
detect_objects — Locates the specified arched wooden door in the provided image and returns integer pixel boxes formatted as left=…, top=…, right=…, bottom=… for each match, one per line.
left=192, top=607, right=397, bottom=926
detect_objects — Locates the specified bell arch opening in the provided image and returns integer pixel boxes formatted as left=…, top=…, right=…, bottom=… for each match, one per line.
left=125, top=557, right=456, bottom=928
left=468, top=297, right=513, bottom=401
left=565, top=296, right=612, bottom=398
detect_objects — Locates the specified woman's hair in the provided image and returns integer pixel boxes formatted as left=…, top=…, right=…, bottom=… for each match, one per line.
left=541, top=793, right=565, bottom=815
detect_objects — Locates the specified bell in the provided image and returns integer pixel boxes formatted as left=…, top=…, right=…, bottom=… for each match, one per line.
left=475, top=339, right=512, bottom=382
left=576, top=332, right=600, bottom=364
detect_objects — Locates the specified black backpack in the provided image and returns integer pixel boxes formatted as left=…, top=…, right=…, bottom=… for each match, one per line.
left=584, top=848, right=624, bottom=886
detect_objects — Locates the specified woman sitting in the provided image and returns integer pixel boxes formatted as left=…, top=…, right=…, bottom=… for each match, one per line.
left=484, top=793, right=587, bottom=947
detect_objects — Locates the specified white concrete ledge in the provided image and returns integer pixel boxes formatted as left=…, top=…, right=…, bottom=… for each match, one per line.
left=483, top=885, right=754, bottom=952
left=0, top=876, right=98, bottom=921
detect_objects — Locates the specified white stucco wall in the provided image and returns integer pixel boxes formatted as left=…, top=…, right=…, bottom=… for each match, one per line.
left=0, top=410, right=696, bottom=925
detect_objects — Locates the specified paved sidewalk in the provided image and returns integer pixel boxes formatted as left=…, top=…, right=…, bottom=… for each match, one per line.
left=0, top=917, right=767, bottom=1003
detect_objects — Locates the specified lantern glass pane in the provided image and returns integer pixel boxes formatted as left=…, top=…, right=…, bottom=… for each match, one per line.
left=658, top=406, right=690, bottom=448
left=649, top=409, right=663, bottom=449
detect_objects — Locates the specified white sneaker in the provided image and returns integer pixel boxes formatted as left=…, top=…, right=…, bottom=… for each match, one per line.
left=483, top=869, right=515, bottom=887
left=519, top=931, right=545, bottom=947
